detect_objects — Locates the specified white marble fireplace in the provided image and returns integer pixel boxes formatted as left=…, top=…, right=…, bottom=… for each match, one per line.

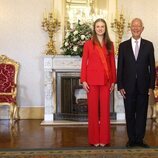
left=41, top=55, right=125, bottom=125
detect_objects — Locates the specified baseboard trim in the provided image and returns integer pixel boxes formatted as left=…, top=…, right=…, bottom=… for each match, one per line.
left=0, top=106, right=44, bottom=119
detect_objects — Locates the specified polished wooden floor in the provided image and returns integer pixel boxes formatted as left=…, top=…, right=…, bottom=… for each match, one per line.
left=0, top=119, right=158, bottom=149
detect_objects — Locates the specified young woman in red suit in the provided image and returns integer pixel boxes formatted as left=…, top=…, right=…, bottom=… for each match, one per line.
left=80, top=18, right=116, bottom=147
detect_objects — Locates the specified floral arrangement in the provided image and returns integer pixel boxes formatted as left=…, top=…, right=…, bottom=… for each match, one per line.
left=61, top=21, right=92, bottom=57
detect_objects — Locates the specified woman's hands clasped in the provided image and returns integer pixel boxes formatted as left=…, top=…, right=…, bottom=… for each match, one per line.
left=83, top=82, right=115, bottom=94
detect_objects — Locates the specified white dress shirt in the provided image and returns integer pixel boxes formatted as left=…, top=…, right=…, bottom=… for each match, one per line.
left=131, top=37, right=141, bottom=57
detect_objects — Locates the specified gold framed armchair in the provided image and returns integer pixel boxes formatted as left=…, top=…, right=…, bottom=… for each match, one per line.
left=0, top=55, right=20, bottom=124
left=152, top=63, right=158, bottom=122
left=149, top=62, right=158, bottom=123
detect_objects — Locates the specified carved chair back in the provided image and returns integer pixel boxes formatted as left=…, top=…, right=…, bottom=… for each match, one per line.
left=0, top=55, right=20, bottom=123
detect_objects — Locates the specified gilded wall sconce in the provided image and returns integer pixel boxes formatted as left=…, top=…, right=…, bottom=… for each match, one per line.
left=111, top=13, right=130, bottom=55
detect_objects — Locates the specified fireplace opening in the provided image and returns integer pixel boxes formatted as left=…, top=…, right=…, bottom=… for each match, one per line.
left=55, top=72, right=116, bottom=121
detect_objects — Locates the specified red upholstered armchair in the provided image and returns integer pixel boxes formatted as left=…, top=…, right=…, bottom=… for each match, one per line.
left=0, top=55, right=19, bottom=124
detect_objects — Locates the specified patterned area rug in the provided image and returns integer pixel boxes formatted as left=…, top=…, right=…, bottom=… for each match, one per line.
left=0, top=147, right=158, bottom=158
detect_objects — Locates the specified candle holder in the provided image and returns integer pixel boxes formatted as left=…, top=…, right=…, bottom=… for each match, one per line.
left=42, top=12, right=60, bottom=55
left=111, top=13, right=130, bottom=55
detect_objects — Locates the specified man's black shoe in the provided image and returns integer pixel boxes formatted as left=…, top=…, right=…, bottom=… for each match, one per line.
left=136, top=142, right=150, bottom=148
left=126, top=141, right=135, bottom=148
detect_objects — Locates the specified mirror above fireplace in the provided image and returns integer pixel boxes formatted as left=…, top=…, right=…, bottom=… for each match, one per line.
left=64, top=0, right=108, bottom=30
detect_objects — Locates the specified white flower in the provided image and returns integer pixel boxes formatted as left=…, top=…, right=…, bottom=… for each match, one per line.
left=73, top=30, right=78, bottom=35
left=64, top=42, right=69, bottom=46
left=79, top=21, right=83, bottom=25
left=65, top=32, right=70, bottom=38
left=73, top=38, right=77, bottom=42
left=73, top=46, right=78, bottom=52
left=81, top=35, right=85, bottom=40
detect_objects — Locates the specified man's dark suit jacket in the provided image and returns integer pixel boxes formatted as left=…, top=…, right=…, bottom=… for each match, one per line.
left=117, top=38, right=156, bottom=94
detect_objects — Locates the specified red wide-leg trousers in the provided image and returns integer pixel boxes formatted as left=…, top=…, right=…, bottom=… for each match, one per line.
left=87, top=85, right=110, bottom=145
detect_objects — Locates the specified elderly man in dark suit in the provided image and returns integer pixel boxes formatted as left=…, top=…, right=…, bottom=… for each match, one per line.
left=117, top=18, right=156, bottom=148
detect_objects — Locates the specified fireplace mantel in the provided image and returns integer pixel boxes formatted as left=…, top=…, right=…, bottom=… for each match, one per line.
left=41, top=55, right=82, bottom=125
left=41, top=55, right=125, bottom=125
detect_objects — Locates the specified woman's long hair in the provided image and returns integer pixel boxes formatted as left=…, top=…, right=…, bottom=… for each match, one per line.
left=92, top=18, right=113, bottom=53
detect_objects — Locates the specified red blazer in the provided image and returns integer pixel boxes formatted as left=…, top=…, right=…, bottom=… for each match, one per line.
left=80, top=40, right=116, bottom=85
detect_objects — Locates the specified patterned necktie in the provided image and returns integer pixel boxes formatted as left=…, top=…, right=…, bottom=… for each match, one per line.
left=135, top=40, right=139, bottom=60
